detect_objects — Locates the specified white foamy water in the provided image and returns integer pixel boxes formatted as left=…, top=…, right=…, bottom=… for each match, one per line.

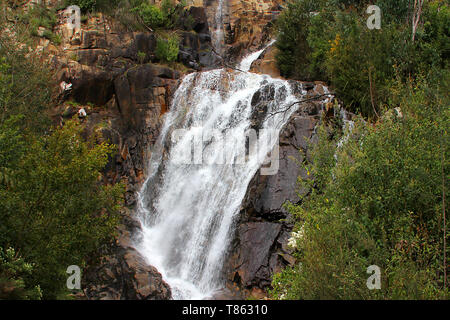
left=238, top=40, right=276, bottom=72
left=134, top=42, right=321, bottom=300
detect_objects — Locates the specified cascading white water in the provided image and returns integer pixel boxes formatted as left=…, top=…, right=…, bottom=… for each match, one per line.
left=239, top=40, right=276, bottom=72
left=135, top=44, right=315, bottom=300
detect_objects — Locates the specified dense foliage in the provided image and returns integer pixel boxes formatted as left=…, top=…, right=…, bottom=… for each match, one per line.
left=276, top=0, right=449, bottom=117
left=272, top=0, right=449, bottom=299
left=271, top=74, right=449, bottom=299
left=156, top=34, right=180, bottom=62
left=0, top=247, right=42, bottom=300
left=0, top=8, right=124, bottom=299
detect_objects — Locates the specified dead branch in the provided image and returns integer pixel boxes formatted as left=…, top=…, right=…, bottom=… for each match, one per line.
left=412, top=0, right=424, bottom=42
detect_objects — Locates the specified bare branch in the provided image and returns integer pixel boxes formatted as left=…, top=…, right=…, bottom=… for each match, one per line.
left=267, top=93, right=335, bottom=120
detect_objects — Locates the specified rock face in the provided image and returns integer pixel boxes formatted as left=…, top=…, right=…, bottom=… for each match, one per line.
left=84, top=213, right=171, bottom=300
left=224, top=0, right=286, bottom=64
left=249, top=46, right=281, bottom=78
left=225, top=81, right=331, bottom=298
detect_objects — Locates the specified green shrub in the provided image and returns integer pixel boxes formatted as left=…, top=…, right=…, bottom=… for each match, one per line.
left=275, top=0, right=321, bottom=80
left=0, top=120, right=124, bottom=298
left=130, top=0, right=187, bottom=30
left=137, top=50, right=146, bottom=64
left=0, top=247, right=42, bottom=300
left=155, top=35, right=179, bottom=62
left=64, top=0, right=121, bottom=13
left=275, top=0, right=449, bottom=117
left=1, top=9, right=125, bottom=299
left=0, top=28, right=53, bottom=133
left=270, top=75, right=449, bottom=300
left=132, top=3, right=165, bottom=29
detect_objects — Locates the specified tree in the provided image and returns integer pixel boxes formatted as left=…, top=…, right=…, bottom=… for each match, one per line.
left=0, top=120, right=124, bottom=298
left=271, top=75, right=449, bottom=299
left=0, top=17, right=53, bottom=133
left=0, top=247, right=42, bottom=300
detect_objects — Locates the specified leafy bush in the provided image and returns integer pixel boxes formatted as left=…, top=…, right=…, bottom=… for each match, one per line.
left=0, top=247, right=42, bottom=300
left=155, top=35, right=179, bottom=62
left=275, top=0, right=321, bottom=80
left=132, top=3, right=165, bottom=29
left=0, top=26, right=53, bottom=133
left=65, top=0, right=95, bottom=12
left=271, top=74, right=449, bottom=299
left=275, top=0, right=450, bottom=117
left=131, top=0, right=187, bottom=30
left=1, top=9, right=125, bottom=298
left=63, top=0, right=190, bottom=32
left=64, top=0, right=121, bottom=13
left=0, top=119, right=124, bottom=298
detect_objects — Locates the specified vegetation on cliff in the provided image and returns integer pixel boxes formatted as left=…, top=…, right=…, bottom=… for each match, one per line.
left=276, top=0, right=448, bottom=117
left=0, top=7, right=124, bottom=299
left=272, top=0, right=449, bottom=299
left=65, top=0, right=188, bottom=63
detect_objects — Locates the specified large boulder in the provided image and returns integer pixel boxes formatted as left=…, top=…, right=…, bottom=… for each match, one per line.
left=84, top=228, right=172, bottom=300
left=228, top=222, right=282, bottom=288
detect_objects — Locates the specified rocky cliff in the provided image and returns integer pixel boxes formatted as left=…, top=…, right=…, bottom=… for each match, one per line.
left=18, top=0, right=336, bottom=300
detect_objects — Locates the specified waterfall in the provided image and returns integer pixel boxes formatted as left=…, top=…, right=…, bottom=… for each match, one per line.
left=135, top=47, right=316, bottom=300
left=239, top=40, right=276, bottom=72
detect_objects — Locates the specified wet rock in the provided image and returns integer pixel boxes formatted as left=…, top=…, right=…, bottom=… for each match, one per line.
left=84, top=245, right=172, bottom=300
left=226, top=82, right=331, bottom=296
left=249, top=46, right=280, bottom=78
left=228, top=222, right=282, bottom=288
left=249, top=83, right=276, bottom=129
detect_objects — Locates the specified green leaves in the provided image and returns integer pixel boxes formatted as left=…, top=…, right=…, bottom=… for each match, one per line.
left=0, top=5, right=124, bottom=299
left=132, top=3, right=165, bottom=28
left=0, top=247, right=42, bottom=300
left=272, top=77, right=449, bottom=299
left=276, top=0, right=449, bottom=118
left=156, top=35, right=180, bottom=63
left=130, top=0, right=187, bottom=31
left=0, top=120, right=124, bottom=298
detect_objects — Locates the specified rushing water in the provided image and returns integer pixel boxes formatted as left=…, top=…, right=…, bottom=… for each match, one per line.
left=238, top=40, right=276, bottom=72
left=135, top=42, right=316, bottom=299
